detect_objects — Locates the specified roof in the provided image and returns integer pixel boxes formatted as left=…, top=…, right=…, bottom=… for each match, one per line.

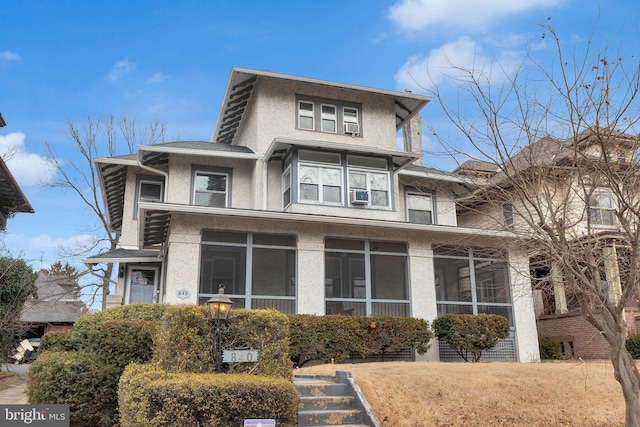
left=211, top=67, right=431, bottom=145
left=21, top=300, right=84, bottom=323
left=0, top=156, right=34, bottom=214
left=83, top=248, right=162, bottom=264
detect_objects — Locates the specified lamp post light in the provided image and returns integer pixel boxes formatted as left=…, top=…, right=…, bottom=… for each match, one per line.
left=207, top=287, right=233, bottom=373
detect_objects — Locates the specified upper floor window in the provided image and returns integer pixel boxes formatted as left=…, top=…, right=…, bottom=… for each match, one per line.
left=347, top=155, right=390, bottom=208
left=406, top=190, right=435, bottom=225
left=502, top=203, right=514, bottom=228
left=298, top=151, right=343, bottom=205
left=589, top=190, right=615, bottom=226
left=296, top=95, right=362, bottom=136
left=134, top=175, right=164, bottom=219
left=192, top=167, right=231, bottom=208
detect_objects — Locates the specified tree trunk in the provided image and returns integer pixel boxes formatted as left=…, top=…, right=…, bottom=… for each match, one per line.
left=610, top=338, right=640, bottom=426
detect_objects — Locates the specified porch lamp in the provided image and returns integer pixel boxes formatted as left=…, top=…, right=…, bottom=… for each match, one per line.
left=207, top=287, right=233, bottom=373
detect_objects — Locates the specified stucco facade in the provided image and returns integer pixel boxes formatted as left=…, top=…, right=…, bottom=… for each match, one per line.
left=86, top=67, right=540, bottom=362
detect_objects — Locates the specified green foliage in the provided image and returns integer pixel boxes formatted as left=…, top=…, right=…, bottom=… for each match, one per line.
left=39, top=330, right=76, bottom=353
left=432, top=313, right=510, bottom=362
left=86, top=319, right=157, bottom=369
left=626, top=333, right=640, bottom=359
left=0, top=256, right=37, bottom=361
left=360, top=316, right=432, bottom=360
left=288, top=314, right=364, bottom=367
left=73, top=303, right=165, bottom=342
left=538, top=336, right=562, bottom=360
left=224, top=309, right=292, bottom=378
left=152, top=305, right=215, bottom=373
left=27, top=307, right=161, bottom=426
left=27, top=351, right=122, bottom=427
left=288, top=314, right=432, bottom=367
left=119, top=364, right=299, bottom=427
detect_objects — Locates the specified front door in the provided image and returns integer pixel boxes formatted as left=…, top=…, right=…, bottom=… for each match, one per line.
left=128, top=267, right=158, bottom=304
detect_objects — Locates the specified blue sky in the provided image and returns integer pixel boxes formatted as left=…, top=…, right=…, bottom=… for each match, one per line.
left=1, top=0, right=638, bottom=304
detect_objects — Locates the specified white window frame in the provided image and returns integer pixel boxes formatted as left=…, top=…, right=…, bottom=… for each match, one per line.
left=406, top=190, right=435, bottom=225
left=298, top=164, right=344, bottom=205
left=343, top=106, right=358, bottom=124
left=282, top=166, right=292, bottom=208
left=125, top=266, right=159, bottom=304
left=502, top=203, right=514, bottom=228
left=298, top=100, right=315, bottom=130
left=589, top=189, right=615, bottom=226
left=134, top=176, right=164, bottom=219
left=192, top=170, right=230, bottom=208
left=320, top=103, right=337, bottom=133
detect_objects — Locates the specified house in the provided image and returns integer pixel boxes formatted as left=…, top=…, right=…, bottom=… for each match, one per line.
left=84, top=67, right=540, bottom=362
left=20, top=270, right=86, bottom=338
left=455, top=129, right=640, bottom=359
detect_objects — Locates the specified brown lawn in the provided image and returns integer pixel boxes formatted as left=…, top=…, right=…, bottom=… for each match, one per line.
left=297, top=360, right=625, bottom=427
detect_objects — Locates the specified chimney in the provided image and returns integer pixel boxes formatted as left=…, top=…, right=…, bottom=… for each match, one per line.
left=402, top=113, right=423, bottom=164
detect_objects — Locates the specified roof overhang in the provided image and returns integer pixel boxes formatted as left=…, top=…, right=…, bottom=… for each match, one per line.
left=83, top=248, right=163, bottom=264
left=138, top=202, right=517, bottom=250
left=264, top=137, right=420, bottom=170
left=95, top=156, right=138, bottom=231
left=211, top=67, right=431, bottom=145
left=138, top=142, right=259, bottom=166
left=0, top=156, right=34, bottom=214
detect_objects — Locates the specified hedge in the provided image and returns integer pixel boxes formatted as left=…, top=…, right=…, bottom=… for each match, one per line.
left=538, top=336, right=562, bottom=360
left=626, top=333, right=640, bottom=359
left=432, top=313, right=509, bottom=362
left=119, top=363, right=298, bottom=427
left=288, top=314, right=432, bottom=367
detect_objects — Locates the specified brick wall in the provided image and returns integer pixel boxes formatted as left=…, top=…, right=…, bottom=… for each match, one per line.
left=536, top=306, right=640, bottom=359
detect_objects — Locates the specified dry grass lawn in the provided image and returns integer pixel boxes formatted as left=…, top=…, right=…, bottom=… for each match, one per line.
left=297, top=360, right=625, bottom=427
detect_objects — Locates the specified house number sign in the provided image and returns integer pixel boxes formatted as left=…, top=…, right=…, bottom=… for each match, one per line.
left=175, top=288, right=191, bottom=299
left=223, top=349, right=258, bottom=363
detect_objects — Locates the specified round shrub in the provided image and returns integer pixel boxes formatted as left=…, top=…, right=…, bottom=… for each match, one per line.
left=538, top=336, right=562, bottom=360
left=87, top=319, right=157, bottom=369
left=626, top=333, right=640, bottom=359
left=73, top=303, right=165, bottom=343
left=39, top=330, right=76, bottom=353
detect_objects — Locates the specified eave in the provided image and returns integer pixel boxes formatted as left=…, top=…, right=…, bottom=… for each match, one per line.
left=0, top=156, right=34, bottom=214
left=138, top=202, right=518, bottom=250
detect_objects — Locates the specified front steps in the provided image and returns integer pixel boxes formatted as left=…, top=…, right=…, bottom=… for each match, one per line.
left=293, top=371, right=381, bottom=427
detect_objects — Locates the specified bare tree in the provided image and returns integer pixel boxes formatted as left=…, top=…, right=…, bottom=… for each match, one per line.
left=44, top=114, right=166, bottom=310
left=427, top=20, right=640, bottom=425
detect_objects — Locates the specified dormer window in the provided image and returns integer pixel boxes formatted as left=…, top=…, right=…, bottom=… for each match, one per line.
left=296, top=95, right=362, bottom=136
left=192, top=166, right=232, bottom=208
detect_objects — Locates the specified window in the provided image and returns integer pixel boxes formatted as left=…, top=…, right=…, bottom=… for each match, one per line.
left=199, top=231, right=297, bottom=314
left=192, top=168, right=230, bottom=207
left=298, top=101, right=315, bottom=130
left=127, top=267, right=158, bottom=304
left=321, top=104, right=337, bottom=133
left=134, top=176, right=164, bottom=219
left=282, top=166, right=292, bottom=208
left=296, top=95, right=362, bottom=136
left=502, top=203, right=514, bottom=228
left=298, top=150, right=343, bottom=205
left=433, top=245, right=513, bottom=325
left=406, top=190, right=435, bottom=224
left=347, top=155, right=390, bottom=208
left=589, top=190, right=615, bottom=225
left=325, top=238, right=409, bottom=317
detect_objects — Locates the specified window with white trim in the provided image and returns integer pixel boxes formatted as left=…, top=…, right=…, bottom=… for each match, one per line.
left=192, top=168, right=230, bottom=207
left=502, top=203, right=514, bottom=228
left=134, top=175, right=164, bottom=219
left=589, top=190, right=615, bottom=225
left=298, top=150, right=343, bottom=205
left=406, top=190, right=435, bottom=224
left=347, top=155, right=390, bottom=208
left=296, top=95, right=362, bottom=136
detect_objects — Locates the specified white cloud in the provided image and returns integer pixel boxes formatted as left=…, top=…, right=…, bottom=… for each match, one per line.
left=28, top=233, right=95, bottom=251
left=147, top=72, right=169, bottom=83
left=0, top=132, right=57, bottom=186
left=0, top=50, right=21, bottom=62
left=389, top=0, right=561, bottom=32
left=108, top=59, right=136, bottom=81
left=394, top=36, right=520, bottom=92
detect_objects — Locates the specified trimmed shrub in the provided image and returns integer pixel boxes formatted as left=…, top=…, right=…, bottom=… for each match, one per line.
left=119, top=363, right=299, bottom=427
left=224, top=309, right=291, bottom=378
left=432, top=313, right=510, bottom=362
left=538, top=336, right=562, bottom=360
left=288, top=314, right=365, bottom=367
left=152, top=305, right=216, bottom=373
left=27, top=351, right=122, bottom=426
left=86, top=319, right=157, bottom=369
left=360, top=316, right=432, bottom=360
left=626, top=333, right=640, bottom=359
left=39, top=330, right=75, bottom=353
left=73, top=303, right=165, bottom=343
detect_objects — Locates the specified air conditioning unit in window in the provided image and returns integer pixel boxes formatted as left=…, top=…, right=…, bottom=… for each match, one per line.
left=350, top=190, right=369, bottom=204
left=344, top=122, right=360, bottom=136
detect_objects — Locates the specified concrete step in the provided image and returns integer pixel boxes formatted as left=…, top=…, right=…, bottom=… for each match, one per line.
left=294, top=381, right=349, bottom=397
left=300, top=395, right=357, bottom=410
left=298, top=409, right=363, bottom=426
